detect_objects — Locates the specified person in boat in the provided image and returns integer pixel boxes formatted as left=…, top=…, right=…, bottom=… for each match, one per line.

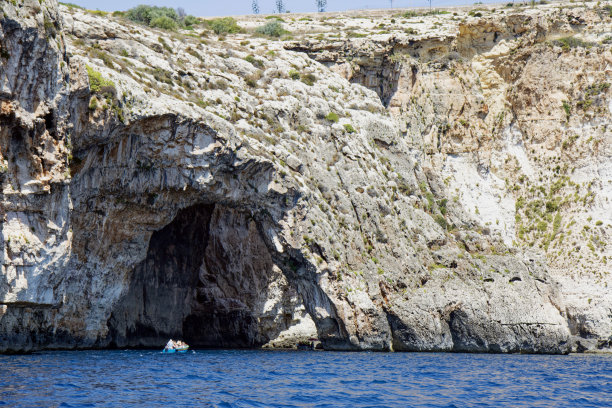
left=164, top=339, right=176, bottom=351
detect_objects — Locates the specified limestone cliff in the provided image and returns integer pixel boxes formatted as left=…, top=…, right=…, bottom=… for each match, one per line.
left=286, top=2, right=612, bottom=352
left=0, top=0, right=609, bottom=353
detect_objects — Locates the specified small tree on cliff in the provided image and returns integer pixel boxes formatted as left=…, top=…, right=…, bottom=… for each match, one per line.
left=316, top=0, right=327, bottom=12
left=252, top=0, right=260, bottom=14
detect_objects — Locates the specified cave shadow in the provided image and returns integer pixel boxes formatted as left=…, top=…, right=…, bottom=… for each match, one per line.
left=106, top=203, right=318, bottom=349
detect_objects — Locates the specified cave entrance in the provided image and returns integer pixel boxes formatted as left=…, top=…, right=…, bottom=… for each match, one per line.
left=108, top=203, right=289, bottom=348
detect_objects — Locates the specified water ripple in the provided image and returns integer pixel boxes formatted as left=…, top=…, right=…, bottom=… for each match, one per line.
left=0, top=350, right=610, bottom=407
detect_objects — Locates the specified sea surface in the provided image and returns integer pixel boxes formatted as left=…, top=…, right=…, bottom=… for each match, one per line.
left=0, top=350, right=610, bottom=407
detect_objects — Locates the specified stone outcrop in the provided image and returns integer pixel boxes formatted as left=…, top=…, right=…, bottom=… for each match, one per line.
left=0, top=1, right=609, bottom=353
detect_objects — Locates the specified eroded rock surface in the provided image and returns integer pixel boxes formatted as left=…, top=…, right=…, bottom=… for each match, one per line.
left=286, top=2, right=612, bottom=352
left=0, top=0, right=609, bottom=353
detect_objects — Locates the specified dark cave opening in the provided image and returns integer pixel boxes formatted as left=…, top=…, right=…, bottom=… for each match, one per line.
left=107, top=203, right=280, bottom=349
left=44, top=109, right=56, bottom=139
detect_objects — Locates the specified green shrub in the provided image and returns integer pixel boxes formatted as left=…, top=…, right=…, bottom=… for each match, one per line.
left=86, top=65, right=115, bottom=94
left=584, top=82, right=610, bottom=98
left=562, top=134, right=578, bottom=149
left=245, top=54, right=264, bottom=68
left=553, top=36, right=593, bottom=50
left=438, top=198, right=448, bottom=215
left=255, top=20, right=287, bottom=38
left=185, top=47, right=202, bottom=60
left=288, top=69, right=300, bottom=80
left=150, top=16, right=178, bottom=30
left=265, top=15, right=285, bottom=22
left=545, top=200, right=559, bottom=213
left=397, top=178, right=414, bottom=195
left=326, top=112, right=339, bottom=123
left=183, top=15, right=200, bottom=28
left=435, top=214, right=448, bottom=230
left=347, top=31, right=367, bottom=38
left=59, top=2, right=85, bottom=9
left=562, top=101, right=571, bottom=120
left=425, top=191, right=435, bottom=211
left=553, top=213, right=562, bottom=234
left=157, top=37, right=173, bottom=53
left=403, top=10, right=447, bottom=18
left=44, top=17, right=57, bottom=37
left=88, top=96, right=98, bottom=110
left=425, top=10, right=449, bottom=15
left=301, top=73, right=316, bottom=86
left=343, top=124, right=356, bottom=133
left=127, top=5, right=176, bottom=25
left=125, top=5, right=197, bottom=30
left=207, top=17, right=240, bottom=35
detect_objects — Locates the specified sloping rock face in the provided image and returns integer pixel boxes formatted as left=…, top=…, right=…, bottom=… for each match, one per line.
left=0, top=0, right=606, bottom=353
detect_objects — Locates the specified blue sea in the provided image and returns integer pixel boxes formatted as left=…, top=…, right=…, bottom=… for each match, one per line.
left=1, top=350, right=610, bottom=407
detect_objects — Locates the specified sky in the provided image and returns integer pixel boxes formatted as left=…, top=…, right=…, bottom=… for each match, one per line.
left=65, top=0, right=505, bottom=17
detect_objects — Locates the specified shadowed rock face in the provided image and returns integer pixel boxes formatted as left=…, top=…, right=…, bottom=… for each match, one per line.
left=108, top=204, right=214, bottom=347
left=185, top=206, right=280, bottom=348
left=108, top=203, right=297, bottom=348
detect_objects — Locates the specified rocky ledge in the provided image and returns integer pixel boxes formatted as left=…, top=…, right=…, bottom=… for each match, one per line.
left=0, top=0, right=609, bottom=353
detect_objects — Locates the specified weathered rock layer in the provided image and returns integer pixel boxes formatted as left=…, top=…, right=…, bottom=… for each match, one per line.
left=0, top=1, right=609, bottom=353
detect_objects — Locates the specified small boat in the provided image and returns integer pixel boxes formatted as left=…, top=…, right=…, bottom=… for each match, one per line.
left=162, top=345, right=189, bottom=353
left=162, top=339, right=189, bottom=353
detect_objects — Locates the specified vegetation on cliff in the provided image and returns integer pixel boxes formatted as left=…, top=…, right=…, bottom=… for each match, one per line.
left=125, top=5, right=199, bottom=30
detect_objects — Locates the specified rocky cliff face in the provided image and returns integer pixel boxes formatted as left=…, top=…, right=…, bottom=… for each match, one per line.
left=0, top=0, right=609, bottom=353
left=286, top=2, right=612, bottom=352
